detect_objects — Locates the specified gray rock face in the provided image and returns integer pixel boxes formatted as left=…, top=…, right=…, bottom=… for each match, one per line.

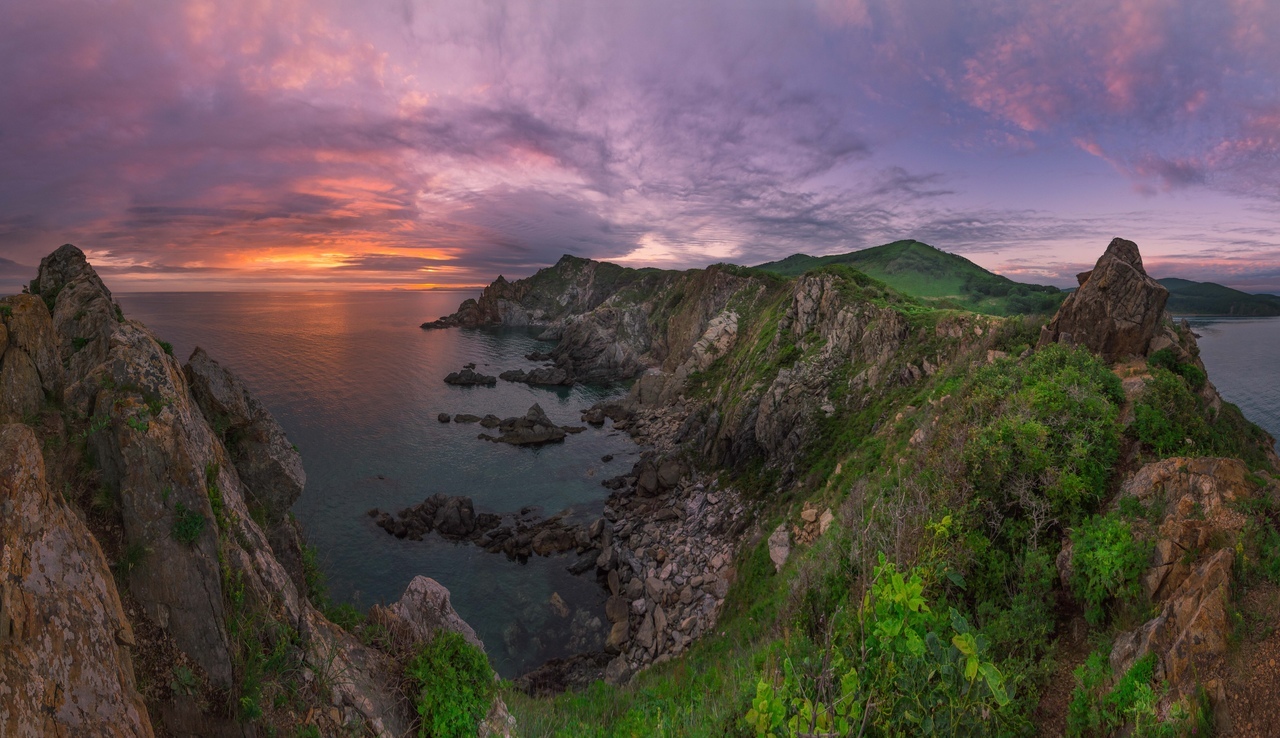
left=0, top=424, right=154, bottom=737
left=499, top=366, right=574, bottom=386
left=479, top=403, right=570, bottom=445
left=185, top=346, right=305, bottom=526
left=371, top=575, right=484, bottom=650
left=444, top=367, right=497, bottom=385
left=16, top=245, right=419, bottom=736
left=1038, top=237, right=1169, bottom=361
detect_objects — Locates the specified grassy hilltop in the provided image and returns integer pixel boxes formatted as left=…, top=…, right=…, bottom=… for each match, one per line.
left=754, top=240, right=1065, bottom=316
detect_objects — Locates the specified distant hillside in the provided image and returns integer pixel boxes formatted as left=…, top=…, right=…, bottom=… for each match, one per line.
left=1159, top=277, right=1280, bottom=316
left=753, top=239, right=1064, bottom=315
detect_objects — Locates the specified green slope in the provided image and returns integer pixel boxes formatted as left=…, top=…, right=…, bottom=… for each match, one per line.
left=1159, top=277, right=1280, bottom=316
left=753, top=239, right=1064, bottom=315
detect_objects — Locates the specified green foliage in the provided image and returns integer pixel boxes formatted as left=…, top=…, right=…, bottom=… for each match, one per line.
left=0, top=305, right=11, bottom=318
left=171, top=665, right=199, bottom=696
left=1147, top=348, right=1206, bottom=390
left=1070, top=515, right=1149, bottom=626
left=1133, top=367, right=1272, bottom=467
left=407, top=630, right=496, bottom=738
left=205, top=462, right=228, bottom=530
left=171, top=502, right=208, bottom=545
left=966, top=343, right=1124, bottom=529
left=1065, top=651, right=1195, bottom=737
left=746, top=558, right=1014, bottom=737
left=113, top=542, right=149, bottom=579
left=753, top=239, right=1063, bottom=315
left=1160, top=276, right=1280, bottom=316
left=125, top=415, right=150, bottom=433
left=72, top=336, right=89, bottom=352
left=158, top=340, right=174, bottom=356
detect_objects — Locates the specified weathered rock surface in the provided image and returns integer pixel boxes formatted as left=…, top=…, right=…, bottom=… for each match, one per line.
left=444, top=367, right=497, bottom=386
left=0, top=424, right=154, bottom=737
left=1110, top=457, right=1259, bottom=711
left=478, top=403, right=571, bottom=446
left=369, top=577, right=515, bottom=737
left=499, top=366, right=574, bottom=386
left=370, top=576, right=484, bottom=650
left=1038, top=237, right=1169, bottom=361
left=185, top=347, right=305, bottom=526
left=4, top=244, right=453, bottom=736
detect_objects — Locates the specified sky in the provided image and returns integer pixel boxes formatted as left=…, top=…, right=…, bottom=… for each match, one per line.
left=2, top=0, right=1279, bottom=294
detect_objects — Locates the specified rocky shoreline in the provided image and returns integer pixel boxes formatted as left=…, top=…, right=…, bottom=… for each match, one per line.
left=371, top=391, right=751, bottom=688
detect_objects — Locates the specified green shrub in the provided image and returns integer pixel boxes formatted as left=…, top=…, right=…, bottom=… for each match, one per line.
left=72, top=337, right=89, bottom=352
left=1147, top=348, right=1206, bottom=391
left=966, top=344, right=1123, bottom=528
left=171, top=502, right=208, bottom=545
left=744, top=557, right=1015, bottom=737
left=159, top=340, right=174, bottom=356
left=407, top=630, right=496, bottom=738
left=0, top=305, right=11, bottom=318
left=1132, top=369, right=1209, bottom=457
left=1070, top=515, right=1149, bottom=625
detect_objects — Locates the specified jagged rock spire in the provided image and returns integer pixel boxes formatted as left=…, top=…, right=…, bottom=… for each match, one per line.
left=1038, top=237, right=1169, bottom=362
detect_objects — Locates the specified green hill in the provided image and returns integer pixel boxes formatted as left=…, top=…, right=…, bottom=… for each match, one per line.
left=754, top=239, right=1064, bottom=315
left=1159, top=277, right=1280, bottom=316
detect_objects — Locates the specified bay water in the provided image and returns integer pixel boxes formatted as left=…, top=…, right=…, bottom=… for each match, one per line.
left=117, top=291, right=638, bottom=678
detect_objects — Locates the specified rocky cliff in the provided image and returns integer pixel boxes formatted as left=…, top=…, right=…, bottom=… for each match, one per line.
left=1, top=245, right=509, bottom=737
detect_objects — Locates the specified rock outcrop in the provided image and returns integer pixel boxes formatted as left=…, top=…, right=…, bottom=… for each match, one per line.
left=0, top=424, right=153, bottom=737
left=1038, top=237, right=1169, bottom=361
left=369, top=577, right=515, bottom=738
left=1110, top=457, right=1258, bottom=712
left=499, top=366, right=574, bottom=386
left=1, top=244, right=510, bottom=736
left=478, top=403, right=576, bottom=446
left=444, top=367, right=497, bottom=386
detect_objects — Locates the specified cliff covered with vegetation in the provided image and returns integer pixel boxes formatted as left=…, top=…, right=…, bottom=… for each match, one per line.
left=429, top=237, right=1280, bottom=736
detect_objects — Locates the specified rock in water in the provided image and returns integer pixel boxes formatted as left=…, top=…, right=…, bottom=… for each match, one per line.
left=1038, top=237, right=1169, bottom=361
left=479, top=403, right=571, bottom=446
left=444, top=367, right=497, bottom=385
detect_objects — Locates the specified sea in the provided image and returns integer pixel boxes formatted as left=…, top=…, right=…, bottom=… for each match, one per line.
left=116, top=291, right=638, bottom=678
left=113, top=292, right=1280, bottom=677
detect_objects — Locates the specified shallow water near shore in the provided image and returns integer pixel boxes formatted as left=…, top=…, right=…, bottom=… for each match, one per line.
left=1183, top=316, right=1280, bottom=442
left=117, top=291, right=638, bottom=677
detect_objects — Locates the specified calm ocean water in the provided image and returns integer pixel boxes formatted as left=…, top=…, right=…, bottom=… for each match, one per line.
left=117, top=291, right=637, bottom=678
left=1184, top=316, right=1280, bottom=443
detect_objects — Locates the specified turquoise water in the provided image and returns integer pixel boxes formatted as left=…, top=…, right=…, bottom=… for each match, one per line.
left=117, top=292, right=638, bottom=677
left=1184, top=316, right=1280, bottom=443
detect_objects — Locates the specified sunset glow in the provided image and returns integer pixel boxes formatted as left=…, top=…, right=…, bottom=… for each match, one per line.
left=2, top=0, right=1279, bottom=292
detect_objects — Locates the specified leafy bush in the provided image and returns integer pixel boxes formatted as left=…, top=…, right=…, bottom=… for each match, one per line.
left=1070, top=515, right=1149, bottom=625
left=407, top=630, right=496, bottom=738
left=1147, top=348, right=1206, bottom=391
left=744, top=558, right=1014, bottom=737
left=158, top=340, right=174, bottom=356
left=966, top=344, right=1123, bottom=530
left=171, top=502, right=208, bottom=545
left=1132, top=369, right=1209, bottom=457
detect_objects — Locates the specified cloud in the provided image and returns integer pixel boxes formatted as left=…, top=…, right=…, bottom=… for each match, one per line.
left=0, top=0, right=1276, bottom=292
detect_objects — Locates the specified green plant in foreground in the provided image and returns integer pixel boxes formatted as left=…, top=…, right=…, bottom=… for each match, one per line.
left=1071, top=515, right=1149, bottom=626
left=171, top=665, right=199, bottom=696
left=113, top=542, right=149, bottom=579
left=407, top=630, right=496, bottom=738
left=171, top=502, right=208, bottom=545
left=746, top=557, right=1012, bottom=737
left=159, top=339, right=174, bottom=356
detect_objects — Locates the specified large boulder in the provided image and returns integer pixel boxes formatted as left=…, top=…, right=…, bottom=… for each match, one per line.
left=1038, top=237, right=1169, bottom=362
left=184, top=346, right=305, bottom=525
left=0, top=424, right=154, bottom=737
